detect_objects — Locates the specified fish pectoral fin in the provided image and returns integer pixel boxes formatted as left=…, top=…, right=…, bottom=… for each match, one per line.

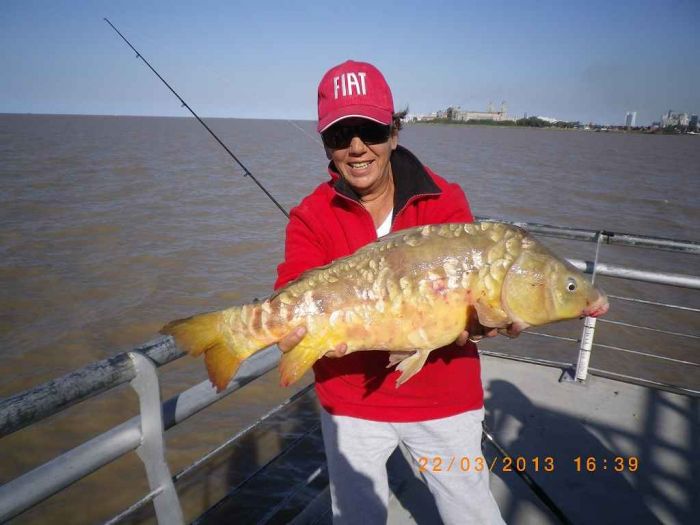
left=473, top=299, right=510, bottom=328
left=279, top=341, right=324, bottom=387
left=395, top=350, right=431, bottom=387
left=386, top=351, right=416, bottom=369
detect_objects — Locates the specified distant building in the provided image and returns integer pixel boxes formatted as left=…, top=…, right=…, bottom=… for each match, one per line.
left=690, top=115, right=699, bottom=131
left=412, top=113, right=436, bottom=121
left=625, top=111, right=636, bottom=128
left=453, top=102, right=511, bottom=122
left=661, top=110, right=690, bottom=127
left=536, top=116, right=559, bottom=124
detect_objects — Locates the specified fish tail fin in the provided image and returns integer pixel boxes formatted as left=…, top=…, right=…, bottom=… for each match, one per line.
left=279, top=341, right=322, bottom=387
left=394, top=350, right=430, bottom=387
left=161, top=305, right=270, bottom=392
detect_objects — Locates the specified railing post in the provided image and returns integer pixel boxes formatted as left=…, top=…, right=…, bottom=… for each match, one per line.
left=129, top=352, right=184, bottom=525
left=561, top=232, right=604, bottom=385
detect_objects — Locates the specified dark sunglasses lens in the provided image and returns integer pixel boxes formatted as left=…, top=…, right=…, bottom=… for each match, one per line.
left=359, top=124, right=391, bottom=144
left=322, top=126, right=353, bottom=149
left=322, top=123, right=390, bottom=149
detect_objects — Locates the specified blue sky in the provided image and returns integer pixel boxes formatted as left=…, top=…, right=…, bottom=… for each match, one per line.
left=1, top=0, right=698, bottom=125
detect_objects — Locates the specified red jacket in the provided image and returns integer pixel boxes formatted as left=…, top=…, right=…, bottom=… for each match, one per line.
left=275, top=146, right=483, bottom=422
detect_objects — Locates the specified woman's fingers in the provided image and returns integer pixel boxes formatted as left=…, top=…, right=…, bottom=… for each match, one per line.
left=484, top=327, right=498, bottom=338
left=456, top=326, right=499, bottom=346
left=278, top=326, right=306, bottom=353
left=279, top=328, right=347, bottom=359
left=455, top=330, right=470, bottom=346
left=324, top=342, right=348, bottom=358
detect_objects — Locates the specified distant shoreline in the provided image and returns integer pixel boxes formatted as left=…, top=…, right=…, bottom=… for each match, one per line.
left=411, top=119, right=698, bottom=135
left=2, top=113, right=697, bottom=135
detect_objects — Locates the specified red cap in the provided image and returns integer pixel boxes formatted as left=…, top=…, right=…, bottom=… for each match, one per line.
left=317, top=60, right=394, bottom=132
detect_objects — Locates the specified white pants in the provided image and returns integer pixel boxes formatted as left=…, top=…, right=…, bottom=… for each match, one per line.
left=320, top=407, right=505, bottom=525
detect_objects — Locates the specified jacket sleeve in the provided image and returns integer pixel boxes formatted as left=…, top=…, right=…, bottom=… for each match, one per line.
left=274, top=206, right=328, bottom=290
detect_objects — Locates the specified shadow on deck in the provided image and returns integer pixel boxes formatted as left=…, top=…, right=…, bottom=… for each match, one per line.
left=187, top=354, right=698, bottom=524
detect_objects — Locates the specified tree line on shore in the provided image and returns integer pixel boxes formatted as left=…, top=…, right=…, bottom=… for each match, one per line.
left=415, top=116, right=697, bottom=133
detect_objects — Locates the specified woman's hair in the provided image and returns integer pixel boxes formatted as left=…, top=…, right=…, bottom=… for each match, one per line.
left=392, top=107, right=409, bottom=131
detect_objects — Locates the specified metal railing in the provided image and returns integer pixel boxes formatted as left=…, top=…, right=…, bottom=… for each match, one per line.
left=0, top=220, right=698, bottom=523
left=474, top=217, right=700, bottom=393
left=0, top=342, right=283, bottom=523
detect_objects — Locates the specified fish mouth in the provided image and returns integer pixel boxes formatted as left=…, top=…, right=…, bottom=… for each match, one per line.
left=582, top=296, right=609, bottom=318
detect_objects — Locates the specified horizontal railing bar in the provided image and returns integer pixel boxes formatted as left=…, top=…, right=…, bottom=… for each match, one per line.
left=160, top=345, right=280, bottom=431
left=523, top=331, right=700, bottom=366
left=608, top=294, right=700, bottom=312
left=0, top=410, right=142, bottom=523
left=173, top=382, right=314, bottom=483
left=520, top=331, right=578, bottom=343
left=587, top=367, right=700, bottom=397
left=0, top=346, right=280, bottom=523
left=478, top=216, right=700, bottom=254
left=480, top=351, right=700, bottom=398
left=567, top=259, right=700, bottom=289
left=479, top=350, right=571, bottom=369
left=597, top=318, right=700, bottom=339
left=0, top=336, right=184, bottom=438
left=593, top=342, right=700, bottom=367
left=206, top=422, right=322, bottom=507
left=103, top=487, right=162, bottom=525
left=192, top=419, right=323, bottom=525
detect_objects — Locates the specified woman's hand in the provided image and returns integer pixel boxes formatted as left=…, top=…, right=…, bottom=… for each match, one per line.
left=455, top=308, right=504, bottom=346
left=278, top=326, right=348, bottom=358
left=454, top=326, right=499, bottom=346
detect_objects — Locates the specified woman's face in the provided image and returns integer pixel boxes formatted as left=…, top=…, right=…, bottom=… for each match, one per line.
left=325, top=118, right=398, bottom=196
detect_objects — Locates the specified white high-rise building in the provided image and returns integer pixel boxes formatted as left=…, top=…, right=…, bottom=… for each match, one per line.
left=625, top=112, right=636, bottom=127
left=661, top=111, right=690, bottom=127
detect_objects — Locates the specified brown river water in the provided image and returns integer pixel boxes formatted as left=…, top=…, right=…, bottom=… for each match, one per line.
left=1, top=114, right=698, bottom=523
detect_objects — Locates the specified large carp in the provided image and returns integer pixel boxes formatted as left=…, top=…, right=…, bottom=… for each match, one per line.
left=162, top=221, right=608, bottom=392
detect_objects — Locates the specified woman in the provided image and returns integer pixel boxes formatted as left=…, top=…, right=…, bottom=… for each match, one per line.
left=275, top=60, right=505, bottom=525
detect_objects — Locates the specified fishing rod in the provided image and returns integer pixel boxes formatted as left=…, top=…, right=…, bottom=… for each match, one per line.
left=103, top=18, right=289, bottom=219
left=482, top=423, right=573, bottom=525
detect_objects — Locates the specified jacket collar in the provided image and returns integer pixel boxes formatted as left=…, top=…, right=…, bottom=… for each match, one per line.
left=329, top=145, right=441, bottom=213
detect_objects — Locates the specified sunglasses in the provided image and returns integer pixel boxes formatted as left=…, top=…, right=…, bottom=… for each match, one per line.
left=321, top=122, right=392, bottom=149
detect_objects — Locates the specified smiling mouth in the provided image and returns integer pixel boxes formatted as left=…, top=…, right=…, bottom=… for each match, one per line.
left=349, top=161, right=373, bottom=169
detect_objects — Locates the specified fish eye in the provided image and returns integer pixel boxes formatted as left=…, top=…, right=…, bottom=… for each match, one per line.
left=566, top=278, right=577, bottom=292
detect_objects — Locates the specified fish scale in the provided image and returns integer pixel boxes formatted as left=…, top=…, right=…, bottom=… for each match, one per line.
left=162, top=221, right=609, bottom=392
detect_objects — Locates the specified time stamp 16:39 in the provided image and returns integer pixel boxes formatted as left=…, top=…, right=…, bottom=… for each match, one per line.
left=416, top=455, right=639, bottom=473
left=573, top=456, right=639, bottom=472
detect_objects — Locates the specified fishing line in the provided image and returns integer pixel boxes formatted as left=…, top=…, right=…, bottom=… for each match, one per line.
left=104, top=18, right=289, bottom=219
left=481, top=423, right=573, bottom=525
left=286, top=119, right=324, bottom=147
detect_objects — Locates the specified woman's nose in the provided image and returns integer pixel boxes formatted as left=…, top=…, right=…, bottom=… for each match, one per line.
left=348, top=135, right=367, bottom=153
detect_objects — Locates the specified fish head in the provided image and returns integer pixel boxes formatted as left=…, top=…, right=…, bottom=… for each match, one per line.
left=501, top=241, right=609, bottom=327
